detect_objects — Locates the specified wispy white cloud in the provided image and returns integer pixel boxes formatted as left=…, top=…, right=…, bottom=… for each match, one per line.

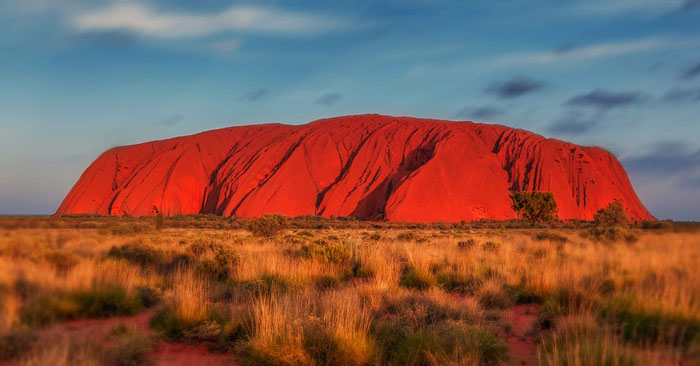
left=71, top=2, right=354, bottom=38
left=210, top=38, right=243, bottom=52
left=567, top=0, right=685, bottom=15
left=497, top=37, right=700, bottom=66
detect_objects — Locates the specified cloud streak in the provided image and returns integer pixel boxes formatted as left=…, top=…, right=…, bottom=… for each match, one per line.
left=567, top=0, right=687, bottom=15
left=498, top=37, right=700, bottom=66
left=158, top=113, right=184, bottom=126
left=681, top=62, right=700, bottom=80
left=455, top=106, right=504, bottom=121
left=662, top=87, right=700, bottom=102
left=486, top=77, right=545, bottom=99
left=566, top=89, right=647, bottom=110
left=547, top=112, right=600, bottom=135
left=315, top=92, right=342, bottom=106
left=241, top=89, right=268, bottom=102
left=71, top=3, right=354, bottom=38
left=680, top=0, right=700, bottom=10
left=548, top=88, right=647, bottom=135
left=623, top=141, right=700, bottom=188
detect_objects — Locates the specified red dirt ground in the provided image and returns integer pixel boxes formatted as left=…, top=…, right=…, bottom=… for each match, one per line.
left=40, top=310, right=239, bottom=366
left=501, top=304, right=539, bottom=366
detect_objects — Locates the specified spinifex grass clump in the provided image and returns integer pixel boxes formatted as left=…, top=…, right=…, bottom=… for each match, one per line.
left=20, top=286, right=143, bottom=326
left=372, top=291, right=507, bottom=366
left=601, top=295, right=700, bottom=346
left=538, top=316, right=638, bottom=366
left=107, top=243, right=165, bottom=268
left=240, top=290, right=374, bottom=366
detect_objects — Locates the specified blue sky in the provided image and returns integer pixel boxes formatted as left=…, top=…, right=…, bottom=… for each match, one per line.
left=1, top=0, right=699, bottom=220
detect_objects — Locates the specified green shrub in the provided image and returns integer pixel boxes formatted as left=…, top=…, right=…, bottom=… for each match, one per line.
left=195, top=246, right=239, bottom=281
left=510, top=191, right=558, bottom=225
left=19, top=295, right=62, bottom=326
left=533, top=231, right=568, bottom=243
left=241, top=341, right=313, bottom=366
left=547, top=286, right=593, bottom=315
left=392, top=330, right=440, bottom=366
left=429, top=321, right=508, bottom=366
left=247, top=214, right=289, bottom=237
left=303, top=323, right=373, bottom=366
left=351, top=261, right=374, bottom=279
left=641, top=220, right=674, bottom=230
left=367, top=232, right=382, bottom=241
left=150, top=307, right=189, bottom=339
left=539, top=320, right=637, bottom=366
left=43, top=250, right=79, bottom=273
left=303, top=243, right=352, bottom=264
left=135, top=286, right=160, bottom=308
left=373, top=321, right=409, bottom=364
left=378, top=321, right=507, bottom=366
left=102, top=222, right=153, bottom=236
left=437, top=272, right=482, bottom=295
left=478, top=286, right=512, bottom=310
left=601, top=296, right=700, bottom=346
left=598, top=279, right=616, bottom=296
left=159, top=253, right=195, bottom=275
left=233, top=273, right=296, bottom=296
left=381, top=293, right=464, bottom=330
left=594, top=200, right=629, bottom=227
left=104, top=325, right=151, bottom=366
left=182, top=306, right=240, bottom=348
left=504, top=284, right=542, bottom=304
left=315, top=275, right=342, bottom=291
left=68, top=286, right=143, bottom=318
left=457, top=238, right=477, bottom=250
left=297, top=230, right=315, bottom=238
left=13, top=278, right=37, bottom=300
left=482, top=241, right=500, bottom=252
left=20, top=287, right=142, bottom=326
left=396, top=231, right=420, bottom=242
left=107, top=243, right=164, bottom=267
left=187, top=239, right=208, bottom=258
left=399, top=268, right=435, bottom=290
left=149, top=305, right=235, bottom=342
left=259, top=273, right=295, bottom=292
left=537, top=295, right=574, bottom=330
left=587, top=226, right=638, bottom=243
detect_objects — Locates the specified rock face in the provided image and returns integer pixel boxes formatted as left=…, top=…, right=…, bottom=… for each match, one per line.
left=56, top=114, right=654, bottom=222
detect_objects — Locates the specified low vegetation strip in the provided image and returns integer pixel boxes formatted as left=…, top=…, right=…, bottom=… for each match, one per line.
left=0, top=215, right=698, bottom=365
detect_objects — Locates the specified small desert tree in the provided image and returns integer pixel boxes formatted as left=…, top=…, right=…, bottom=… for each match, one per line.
left=594, top=200, right=629, bottom=227
left=510, top=191, right=558, bottom=225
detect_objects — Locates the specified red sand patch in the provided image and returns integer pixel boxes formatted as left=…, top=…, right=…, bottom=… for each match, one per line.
left=148, top=343, right=237, bottom=366
left=49, top=309, right=153, bottom=336
left=37, top=310, right=240, bottom=366
left=501, top=304, right=539, bottom=366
